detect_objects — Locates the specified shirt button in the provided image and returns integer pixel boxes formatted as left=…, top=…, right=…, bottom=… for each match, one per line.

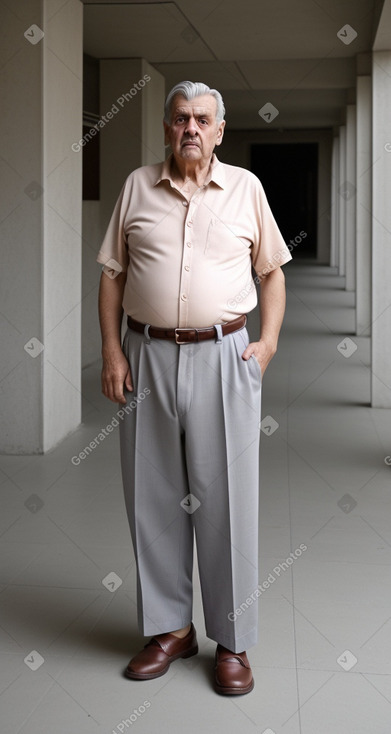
left=181, top=293, right=187, bottom=301
left=182, top=201, right=188, bottom=207
left=184, top=265, right=190, bottom=272
left=187, top=220, right=193, bottom=227
left=186, top=242, right=192, bottom=248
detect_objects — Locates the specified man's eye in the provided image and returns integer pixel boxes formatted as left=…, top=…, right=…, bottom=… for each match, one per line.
left=199, top=119, right=208, bottom=125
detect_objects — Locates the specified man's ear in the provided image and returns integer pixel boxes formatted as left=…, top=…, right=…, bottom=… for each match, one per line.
left=163, top=120, right=170, bottom=146
left=215, top=120, right=226, bottom=147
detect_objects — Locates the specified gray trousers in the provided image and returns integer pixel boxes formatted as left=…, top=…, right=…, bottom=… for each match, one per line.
left=119, top=322, right=262, bottom=652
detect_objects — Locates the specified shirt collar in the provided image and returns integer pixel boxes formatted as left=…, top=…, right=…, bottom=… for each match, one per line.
left=154, top=153, right=225, bottom=189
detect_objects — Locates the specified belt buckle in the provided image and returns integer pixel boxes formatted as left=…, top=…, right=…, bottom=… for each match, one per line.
left=175, top=327, right=191, bottom=344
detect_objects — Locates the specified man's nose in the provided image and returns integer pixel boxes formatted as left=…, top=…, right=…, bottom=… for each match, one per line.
left=185, top=117, right=197, bottom=136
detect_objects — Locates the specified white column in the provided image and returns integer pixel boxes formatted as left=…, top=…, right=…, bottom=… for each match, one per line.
left=356, top=76, right=372, bottom=336
left=338, top=125, right=347, bottom=276
left=330, top=135, right=340, bottom=268
left=0, top=0, right=83, bottom=452
left=99, top=59, right=165, bottom=230
left=345, top=105, right=357, bottom=291
left=317, top=134, right=333, bottom=264
left=371, top=50, right=391, bottom=407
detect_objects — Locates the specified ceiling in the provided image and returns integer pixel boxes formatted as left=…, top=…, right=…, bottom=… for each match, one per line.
left=82, top=0, right=385, bottom=129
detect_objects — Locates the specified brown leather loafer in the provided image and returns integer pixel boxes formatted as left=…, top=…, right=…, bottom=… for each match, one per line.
left=125, top=623, right=198, bottom=680
left=214, top=644, right=254, bottom=695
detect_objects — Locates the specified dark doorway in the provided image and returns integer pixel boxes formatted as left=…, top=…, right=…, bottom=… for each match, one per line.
left=251, top=143, right=318, bottom=258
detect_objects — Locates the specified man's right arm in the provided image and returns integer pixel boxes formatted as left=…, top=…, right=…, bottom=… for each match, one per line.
left=98, top=271, right=133, bottom=403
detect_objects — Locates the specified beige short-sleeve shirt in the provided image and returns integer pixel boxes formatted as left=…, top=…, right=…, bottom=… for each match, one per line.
left=97, top=154, right=292, bottom=328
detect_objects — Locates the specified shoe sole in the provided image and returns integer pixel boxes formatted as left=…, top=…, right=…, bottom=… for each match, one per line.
left=124, top=645, right=198, bottom=680
left=214, top=678, right=254, bottom=695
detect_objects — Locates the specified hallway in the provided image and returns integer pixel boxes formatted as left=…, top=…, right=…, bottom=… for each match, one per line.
left=1, top=262, right=390, bottom=733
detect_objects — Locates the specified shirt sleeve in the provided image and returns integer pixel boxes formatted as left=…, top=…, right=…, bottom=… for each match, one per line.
left=250, top=177, right=292, bottom=277
left=96, top=180, right=129, bottom=278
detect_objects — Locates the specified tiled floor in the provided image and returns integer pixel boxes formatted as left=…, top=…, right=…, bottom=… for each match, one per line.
left=1, top=264, right=391, bottom=734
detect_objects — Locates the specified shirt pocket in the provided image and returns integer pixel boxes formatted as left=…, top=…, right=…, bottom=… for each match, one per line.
left=204, top=218, right=252, bottom=256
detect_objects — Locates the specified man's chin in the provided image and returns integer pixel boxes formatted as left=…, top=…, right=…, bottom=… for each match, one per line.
left=178, top=147, right=202, bottom=160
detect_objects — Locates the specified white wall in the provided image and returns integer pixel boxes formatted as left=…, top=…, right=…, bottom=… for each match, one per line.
left=371, top=50, right=391, bottom=407
left=82, top=200, right=102, bottom=368
left=356, top=75, right=372, bottom=336
left=344, top=104, right=357, bottom=292
left=330, top=134, right=340, bottom=268
left=0, top=0, right=83, bottom=453
left=42, top=0, right=83, bottom=451
left=0, top=1, right=43, bottom=452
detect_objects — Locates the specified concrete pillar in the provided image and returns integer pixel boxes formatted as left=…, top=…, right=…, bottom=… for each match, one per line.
left=345, top=105, right=357, bottom=291
left=99, top=59, right=165, bottom=229
left=317, top=134, right=333, bottom=264
left=330, top=134, right=340, bottom=268
left=356, top=76, right=372, bottom=336
left=338, top=125, right=347, bottom=276
left=0, top=0, right=83, bottom=452
left=371, top=50, right=391, bottom=407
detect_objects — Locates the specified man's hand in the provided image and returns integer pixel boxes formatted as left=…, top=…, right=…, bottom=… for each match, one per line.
left=241, top=339, right=276, bottom=378
left=241, top=267, right=286, bottom=377
left=98, top=270, right=132, bottom=403
left=101, top=347, right=133, bottom=403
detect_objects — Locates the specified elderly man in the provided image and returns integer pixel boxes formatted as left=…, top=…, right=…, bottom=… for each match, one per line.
left=97, top=81, right=291, bottom=695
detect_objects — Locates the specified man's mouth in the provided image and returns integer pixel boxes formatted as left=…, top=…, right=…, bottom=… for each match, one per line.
left=182, top=141, right=199, bottom=147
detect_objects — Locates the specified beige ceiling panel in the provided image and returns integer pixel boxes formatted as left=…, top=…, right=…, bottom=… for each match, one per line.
left=82, top=0, right=377, bottom=131
left=238, top=58, right=356, bottom=90
left=83, top=3, right=214, bottom=61
left=221, top=88, right=346, bottom=129
left=183, top=0, right=374, bottom=60
left=82, top=1, right=166, bottom=3
left=373, top=0, right=391, bottom=50
left=153, top=61, right=249, bottom=92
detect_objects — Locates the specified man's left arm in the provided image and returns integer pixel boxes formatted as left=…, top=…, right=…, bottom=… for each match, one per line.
left=241, top=266, right=286, bottom=376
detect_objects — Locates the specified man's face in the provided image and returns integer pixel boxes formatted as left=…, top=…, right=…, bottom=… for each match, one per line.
left=164, top=94, right=225, bottom=166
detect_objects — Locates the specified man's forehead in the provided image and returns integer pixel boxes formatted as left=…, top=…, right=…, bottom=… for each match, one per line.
left=171, top=94, right=217, bottom=115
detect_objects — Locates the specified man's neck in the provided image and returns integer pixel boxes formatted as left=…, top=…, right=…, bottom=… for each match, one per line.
left=170, top=155, right=214, bottom=188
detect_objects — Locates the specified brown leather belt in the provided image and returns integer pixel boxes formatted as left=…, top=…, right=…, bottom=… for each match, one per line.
left=127, top=314, right=247, bottom=344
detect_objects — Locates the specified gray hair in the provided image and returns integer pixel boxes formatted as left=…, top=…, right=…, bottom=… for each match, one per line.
left=164, top=81, right=225, bottom=124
